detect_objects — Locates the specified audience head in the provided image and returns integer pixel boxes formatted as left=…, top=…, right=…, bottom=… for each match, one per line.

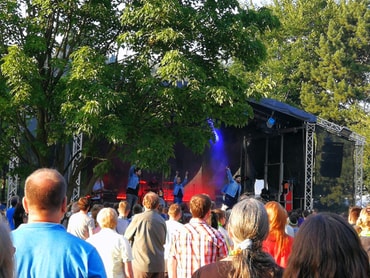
left=208, top=211, right=219, bottom=229
left=90, top=203, right=104, bottom=227
left=348, top=206, right=362, bottom=226
left=302, top=209, right=311, bottom=219
left=356, top=205, right=370, bottom=234
left=135, top=167, right=142, bottom=176
left=143, top=192, right=160, bottom=210
left=213, top=208, right=227, bottom=226
left=189, top=194, right=212, bottom=219
left=284, top=212, right=369, bottom=278
left=118, top=200, right=130, bottom=216
left=132, top=204, right=143, bottom=215
left=168, top=203, right=182, bottom=221
left=97, top=207, right=118, bottom=229
left=10, top=196, right=19, bottom=207
left=71, top=201, right=80, bottom=214
left=227, top=198, right=280, bottom=278
left=228, top=197, right=269, bottom=250
left=265, top=201, right=288, bottom=234
left=77, top=197, right=91, bottom=211
left=0, top=220, right=14, bottom=278
left=288, top=212, right=299, bottom=227
left=24, top=168, right=67, bottom=221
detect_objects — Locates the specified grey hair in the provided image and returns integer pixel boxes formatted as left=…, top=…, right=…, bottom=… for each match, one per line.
left=228, top=197, right=269, bottom=247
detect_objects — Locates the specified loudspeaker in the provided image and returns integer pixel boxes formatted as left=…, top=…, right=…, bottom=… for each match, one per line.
left=319, top=142, right=344, bottom=178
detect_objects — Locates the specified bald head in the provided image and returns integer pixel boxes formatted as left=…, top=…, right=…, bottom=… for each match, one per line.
left=25, top=168, right=67, bottom=213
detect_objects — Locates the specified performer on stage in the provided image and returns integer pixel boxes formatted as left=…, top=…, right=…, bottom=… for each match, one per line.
left=91, top=177, right=105, bottom=203
left=221, top=166, right=242, bottom=210
left=173, top=170, right=189, bottom=204
left=125, top=165, right=142, bottom=215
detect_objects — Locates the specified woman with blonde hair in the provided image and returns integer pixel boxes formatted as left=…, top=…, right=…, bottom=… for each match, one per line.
left=356, top=205, right=370, bottom=260
left=263, top=201, right=293, bottom=268
left=348, top=205, right=362, bottom=234
left=356, top=205, right=370, bottom=236
left=192, top=198, right=283, bottom=278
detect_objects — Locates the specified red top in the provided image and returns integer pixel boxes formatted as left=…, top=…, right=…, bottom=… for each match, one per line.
left=263, top=234, right=294, bottom=268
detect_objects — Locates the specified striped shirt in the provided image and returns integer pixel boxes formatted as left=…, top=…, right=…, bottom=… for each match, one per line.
left=171, top=218, right=228, bottom=278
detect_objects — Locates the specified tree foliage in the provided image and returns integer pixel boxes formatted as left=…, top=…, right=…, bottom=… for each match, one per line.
left=0, top=0, right=279, bottom=195
left=249, top=0, right=370, bottom=204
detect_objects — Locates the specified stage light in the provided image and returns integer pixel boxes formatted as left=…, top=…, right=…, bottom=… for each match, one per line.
left=339, top=127, right=352, bottom=138
left=266, top=116, right=276, bottom=128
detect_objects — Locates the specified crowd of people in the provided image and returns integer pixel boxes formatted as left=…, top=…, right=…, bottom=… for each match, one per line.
left=1, top=167, right=370, bottom=278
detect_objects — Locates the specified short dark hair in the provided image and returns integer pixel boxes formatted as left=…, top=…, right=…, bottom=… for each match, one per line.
left=134, top=167, right=141, bottom=173
left=10, top=196, right=19, bottom=207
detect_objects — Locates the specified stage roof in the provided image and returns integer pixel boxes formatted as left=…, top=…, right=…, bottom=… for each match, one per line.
left=250, top=98, right=317, bottom=123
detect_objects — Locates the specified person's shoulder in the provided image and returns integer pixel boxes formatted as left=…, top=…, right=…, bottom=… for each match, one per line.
left=212, top=226, right=226, bottom=239
left=13, top=222, right=64, bottom=234
left=67, top=231, right=101, bottom=252
left=192, top=261, right=230, bottom=278
left=174, top=220, right=184, bottom=228
left=152, top=210, right=166, bottom=223
left=68, top=212, right=80, bottom=220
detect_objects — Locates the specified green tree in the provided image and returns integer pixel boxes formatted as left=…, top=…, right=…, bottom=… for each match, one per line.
left=0, top=0, right=279, bottom=196
left=249, top=0, right=370, bottom=204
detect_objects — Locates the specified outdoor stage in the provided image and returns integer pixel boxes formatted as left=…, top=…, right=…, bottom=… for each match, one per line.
left=98, top=99, right=365, bottom=212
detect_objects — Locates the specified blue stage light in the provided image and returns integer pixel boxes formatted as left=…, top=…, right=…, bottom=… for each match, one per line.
left=266, top=117, right=276, bottom=128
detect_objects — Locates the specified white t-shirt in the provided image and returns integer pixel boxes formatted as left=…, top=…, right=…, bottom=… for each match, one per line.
left=67, top=211, right=95, bottom=240
left=116, top=216, right=130, bottom=235
left=87, top=228, right=133, bottom=278
left=164, top=219, right=184, bottom=260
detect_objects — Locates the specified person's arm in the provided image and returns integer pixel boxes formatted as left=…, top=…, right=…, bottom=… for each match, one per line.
left=174, top=171, right=179, bottom=183
left=121, top=236, right=134, bottom=277
left=129, top=165, right=135, bottom=178
left=87, top=217, right=95, bottom=238
left=168, top=255, right=178, bottom=278
left=226, top=167, right=233, bottom=183
left=182, top=171, right=189, bottom=186
left=221, top=184, right=227, bottom=195
left=124, top=261, right=134, bottom=278
left=124, top=217, right=137, bottom=244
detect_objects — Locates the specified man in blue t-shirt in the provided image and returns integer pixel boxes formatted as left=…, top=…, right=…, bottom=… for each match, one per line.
left=221, top=167, right=242, bottom=210
left=173, top=170, right=189, bottom=204
left=12, top=168, right=107, bottom=278
left=125, top=165, right=142, bottom=215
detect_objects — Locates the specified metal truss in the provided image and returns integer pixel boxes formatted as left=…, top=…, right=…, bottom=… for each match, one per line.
left=70, top=133, right=83, bottom=203
left=304, top=123, right=315, bottom=210
left=353, top=134, right=366, bottom=206
left=6, top=138, right=20, bottom=208
left=316, top=117, right=366, bottom=205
